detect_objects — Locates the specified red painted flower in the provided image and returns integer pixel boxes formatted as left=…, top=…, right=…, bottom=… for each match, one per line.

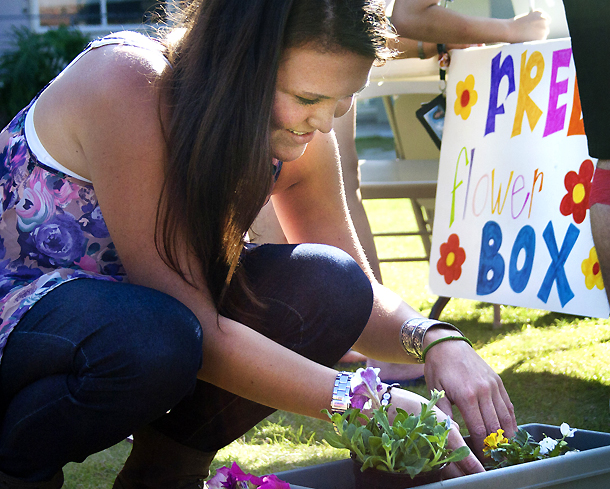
left=437, top=234, right=466, bottom=284
left=560, top=159, right=594, bottom=224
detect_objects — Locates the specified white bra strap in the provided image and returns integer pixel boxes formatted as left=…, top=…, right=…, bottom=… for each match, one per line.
left=25, top=99, right=92, bottom=183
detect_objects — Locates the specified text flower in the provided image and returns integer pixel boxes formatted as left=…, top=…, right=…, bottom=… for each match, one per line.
left=454, top=75, right=478, bottom=120
left=581, top=247, right=604, bottom=290
left=437, top=234, right=466, bottom=284
left=560, top=159, right=594, bottom=224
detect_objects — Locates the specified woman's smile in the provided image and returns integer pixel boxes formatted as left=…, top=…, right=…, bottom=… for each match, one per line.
left=270, top=45, right=373, bottom=162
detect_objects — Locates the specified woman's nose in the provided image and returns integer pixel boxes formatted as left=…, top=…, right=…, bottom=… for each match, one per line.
left=334, top=96, right=354, bottom=118
left=307, top=106, right=335, bottom=134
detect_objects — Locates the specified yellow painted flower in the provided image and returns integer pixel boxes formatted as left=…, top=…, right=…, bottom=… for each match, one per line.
left=582, top=247, right=604, bottom=290
left=483, top=429, right=508, bottom=453
left=454, top=74, right=478, bottom=120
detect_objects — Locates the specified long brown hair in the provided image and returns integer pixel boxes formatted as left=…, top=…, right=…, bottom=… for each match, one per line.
left=158, top=0, right=394, bottom=311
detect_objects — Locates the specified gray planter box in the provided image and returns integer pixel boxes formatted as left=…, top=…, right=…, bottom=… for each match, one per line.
left=276, top=424, right=610, bottom=489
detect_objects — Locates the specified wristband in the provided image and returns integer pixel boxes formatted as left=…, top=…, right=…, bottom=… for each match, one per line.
left=399, top=317, right=465, bottom=363
left=330, top=371, right=353, bottom=414
left=421, top=335, right=473, bottom=363
left=417, top=40, right=426, bottom=59
left=591, top=167, right=610, bottom=206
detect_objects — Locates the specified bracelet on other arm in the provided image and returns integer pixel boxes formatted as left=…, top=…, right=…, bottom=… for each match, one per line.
left=380, top=383, right=401, bottom=407
left=421, top=335, right=473, bottom=363
left=399, top=317, right=467, bottom=363
left=417, top=40, right=426, bottom=59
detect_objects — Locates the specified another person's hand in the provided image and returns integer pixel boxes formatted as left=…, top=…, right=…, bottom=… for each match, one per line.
left=389, top=388, right=485, bottom=477
left=422, top=330, right=517, bottom=460
left=508, top=10, right=551, bottom=43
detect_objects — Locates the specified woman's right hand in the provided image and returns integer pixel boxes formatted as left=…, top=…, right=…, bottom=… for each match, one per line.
left=387, top=387, right=485, bottom=478
left=508, top=10, right=551, bottom=43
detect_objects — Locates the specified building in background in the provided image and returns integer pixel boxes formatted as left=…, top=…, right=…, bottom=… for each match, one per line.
left=0, top=0, right=169, bottom=53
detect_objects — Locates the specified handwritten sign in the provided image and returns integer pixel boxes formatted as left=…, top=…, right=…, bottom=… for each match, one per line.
left=429, top=39, right=609, bottom=318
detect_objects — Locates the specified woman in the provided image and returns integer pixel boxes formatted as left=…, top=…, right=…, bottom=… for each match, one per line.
left=0, top=0, right=511, bottom=487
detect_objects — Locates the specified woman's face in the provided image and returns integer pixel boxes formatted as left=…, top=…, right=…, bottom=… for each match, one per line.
left=271, top=45, right=373, bottom=162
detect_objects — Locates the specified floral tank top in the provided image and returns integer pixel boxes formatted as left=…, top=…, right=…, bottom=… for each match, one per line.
left=0, top=32, right=282, bottom=362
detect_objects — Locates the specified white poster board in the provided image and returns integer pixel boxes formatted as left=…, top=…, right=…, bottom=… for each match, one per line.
left=429, top=38, right=609, bottom=318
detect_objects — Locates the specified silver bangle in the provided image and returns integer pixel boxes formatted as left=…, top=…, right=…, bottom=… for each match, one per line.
left=417, top=40, right=426, bottom=59
left=330, top=371, right=353, bottom=414
left=399, top=318, right=464, bottom=363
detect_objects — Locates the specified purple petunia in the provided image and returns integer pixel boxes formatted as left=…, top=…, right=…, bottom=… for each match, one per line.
left=206, top=463, right=290, bottom=489
left=349, top=367, right=383, bottom=410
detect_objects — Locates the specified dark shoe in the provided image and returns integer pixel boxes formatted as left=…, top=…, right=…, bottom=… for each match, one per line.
left=0, top=470, right=63, bottom=489
left=113, top=426, right=216, bottom=489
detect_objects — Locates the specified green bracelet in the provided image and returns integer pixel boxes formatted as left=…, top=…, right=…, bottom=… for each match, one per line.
left=421, top=335, right=473, bottom=363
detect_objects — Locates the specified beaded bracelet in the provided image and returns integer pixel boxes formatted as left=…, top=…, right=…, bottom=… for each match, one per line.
left=380, top=383, right=401, bottom=407
left=421, top=335, right=473, bottom=363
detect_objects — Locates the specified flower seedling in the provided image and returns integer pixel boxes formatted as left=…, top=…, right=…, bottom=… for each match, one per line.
left=323, top=368, right=470, bottom=478
left=483, top=423, right=578, bottom=469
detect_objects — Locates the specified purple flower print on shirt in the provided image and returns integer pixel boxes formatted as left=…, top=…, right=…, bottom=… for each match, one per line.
left=16, top=168, right=56, bottom=232
left=18, top=212, right=87, bottom=267
left=46, top=173, right=81, bottom=207
left=79, top=205, right=110, bottom=238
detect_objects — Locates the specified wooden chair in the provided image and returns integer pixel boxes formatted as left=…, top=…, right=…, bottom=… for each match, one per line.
left=357, top=61, right=502, bottom=322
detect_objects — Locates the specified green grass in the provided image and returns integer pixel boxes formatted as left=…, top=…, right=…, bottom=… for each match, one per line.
left=354, top=136, right=395, bottom=155
left=62, top=198, right=610, bottom=487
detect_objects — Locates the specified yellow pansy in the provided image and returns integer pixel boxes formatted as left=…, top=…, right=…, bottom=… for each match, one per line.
left=454, top=74, right=478, bottom=120
left=483, top=429, right=508, bottom=453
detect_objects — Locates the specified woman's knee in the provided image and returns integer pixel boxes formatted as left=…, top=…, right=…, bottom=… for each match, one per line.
left=294, top=243, right=373, bottom=319
left=22, top=279, right=203, bottom=402
left=102, top=285, right=204, bottom=394
left=243, top=244, right=373, bottom=362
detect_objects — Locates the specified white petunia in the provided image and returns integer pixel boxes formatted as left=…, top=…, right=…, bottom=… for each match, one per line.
left=539, top=437, right=558, bottom=455
left=560, top=422, right=577, bottom=438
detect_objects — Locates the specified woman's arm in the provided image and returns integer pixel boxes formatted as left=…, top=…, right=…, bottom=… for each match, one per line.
left=391, top=0, right=549, bottom=44
left=272, top=130, right=516, bottom=454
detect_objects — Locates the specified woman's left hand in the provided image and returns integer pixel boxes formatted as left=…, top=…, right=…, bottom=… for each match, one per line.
left=422, top=329, right=517, bottom=461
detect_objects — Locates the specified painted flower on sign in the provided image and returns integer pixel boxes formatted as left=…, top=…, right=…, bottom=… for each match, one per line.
left=437, top=234, right=466, bottom=284
left=454, top=74, right=478, bottom=120
left=560, top=159, right=594, bottom=224
left=581, top=247, right=604, bottom=290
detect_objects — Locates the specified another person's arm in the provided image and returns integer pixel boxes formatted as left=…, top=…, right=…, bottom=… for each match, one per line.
left=392, top=0, right=549, bottom=44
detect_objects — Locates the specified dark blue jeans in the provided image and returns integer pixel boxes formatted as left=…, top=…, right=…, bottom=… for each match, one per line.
left=0, top=243, right=373, bottom=480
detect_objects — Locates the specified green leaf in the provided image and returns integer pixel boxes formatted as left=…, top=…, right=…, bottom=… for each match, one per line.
left=323, top=430, right=348, bottom=449
left=367, top=436, right=383, bottom=450
left=442, top=446, right=470, bottom=463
